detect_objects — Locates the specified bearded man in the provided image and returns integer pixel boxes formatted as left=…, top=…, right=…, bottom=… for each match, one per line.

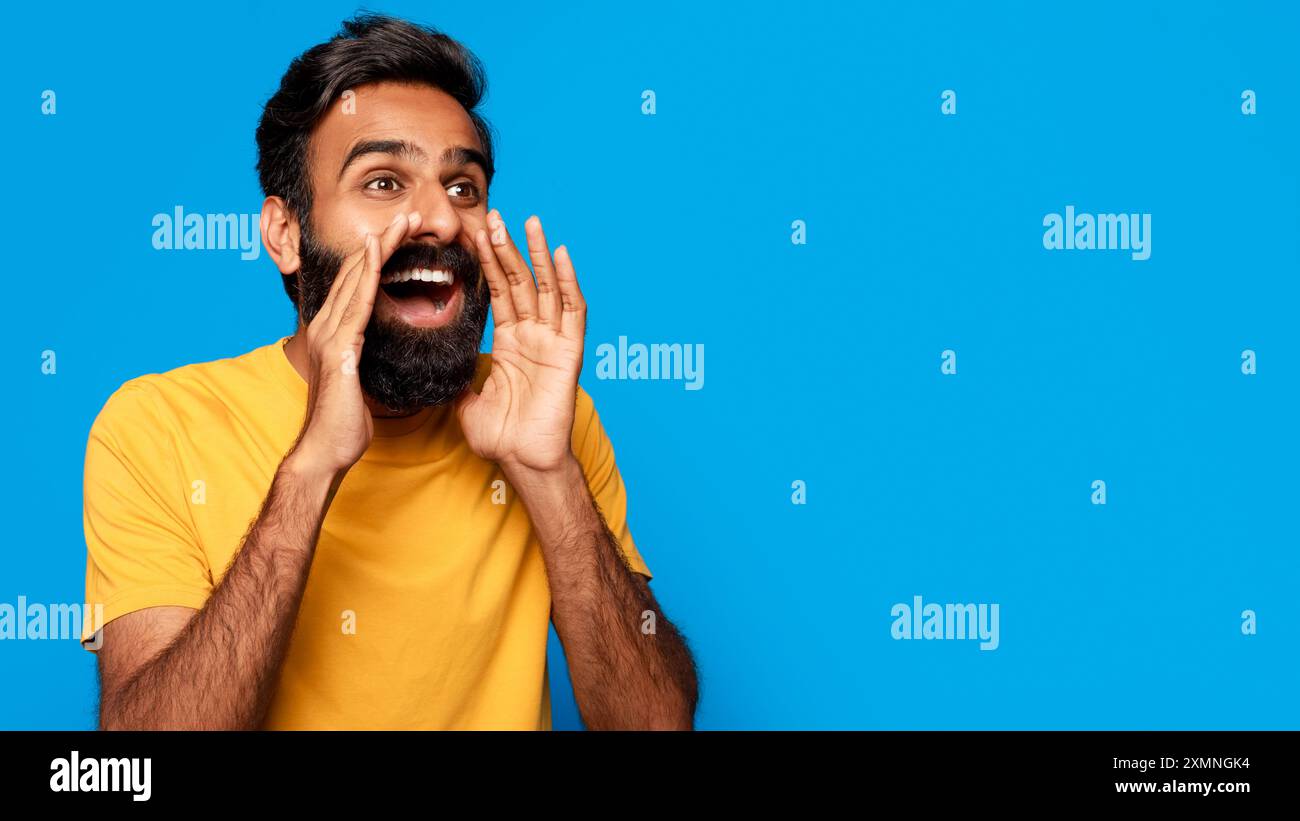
left=81, top=13, right=697, bottom=730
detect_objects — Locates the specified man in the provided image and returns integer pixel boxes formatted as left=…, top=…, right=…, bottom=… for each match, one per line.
left=80, top=14, right=698, bottom=730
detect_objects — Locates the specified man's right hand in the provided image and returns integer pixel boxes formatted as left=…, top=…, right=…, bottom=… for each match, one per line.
left=97, top=214, right=420, bottom=728
left=289, top=211, right=422, bottom=478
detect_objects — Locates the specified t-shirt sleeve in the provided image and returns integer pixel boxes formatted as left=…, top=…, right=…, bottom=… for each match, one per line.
left=571, top=386, right=651, bottom=579
left=80, top=382, right=214, bottom=648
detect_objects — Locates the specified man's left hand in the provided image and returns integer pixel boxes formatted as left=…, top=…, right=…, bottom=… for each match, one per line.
left=456, top=210, right=587, bottom=477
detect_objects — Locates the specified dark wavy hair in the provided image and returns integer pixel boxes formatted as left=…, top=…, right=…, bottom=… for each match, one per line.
left=255, top=14, right=495, bottom=305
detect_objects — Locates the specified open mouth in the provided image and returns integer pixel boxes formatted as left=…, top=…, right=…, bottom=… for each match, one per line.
left=378, top=266, right=463, bottom=327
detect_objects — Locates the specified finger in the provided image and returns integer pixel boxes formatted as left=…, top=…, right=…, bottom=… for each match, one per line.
left=487, top=210, right=539, bottom=320
left=327, top=229, right=377, bottom=329
left=331, top=211, right=416, bottom=329
left=475, top=227, right=517, bottom=326
left=525, top=216, right=562, bottom=325
left=338, top=233, right=382, bottom=334
left=553, top=244, right=587, bottom=339
left=378, top=211, right=421, bottom=266
left=314, top=244, right=367, bottom=330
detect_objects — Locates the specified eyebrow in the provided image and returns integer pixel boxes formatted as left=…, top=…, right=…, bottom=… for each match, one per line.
left=337, top=140, right=491, bottom=181
left=337, top=139, right=427, bottom=180
left=440, top=145, right=492, bottom=180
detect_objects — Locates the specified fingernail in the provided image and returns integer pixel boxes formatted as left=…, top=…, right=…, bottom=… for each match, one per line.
left=409, top=211, right=422, bottom=225
left=391, top=212, right=406, bottom=226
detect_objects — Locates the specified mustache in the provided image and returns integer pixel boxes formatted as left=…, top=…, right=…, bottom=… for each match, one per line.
left=381, top=242, right=480, bottom=286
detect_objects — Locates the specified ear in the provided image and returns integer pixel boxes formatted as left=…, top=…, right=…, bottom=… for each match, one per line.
left=261, top=196, right=301, bottom=275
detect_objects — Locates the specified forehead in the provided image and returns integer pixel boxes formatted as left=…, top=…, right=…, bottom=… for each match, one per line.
left=310, top=81, right=483, bottom=169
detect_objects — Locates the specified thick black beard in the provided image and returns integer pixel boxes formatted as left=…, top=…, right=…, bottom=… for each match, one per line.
left=295, top=219, right=490, bottom=414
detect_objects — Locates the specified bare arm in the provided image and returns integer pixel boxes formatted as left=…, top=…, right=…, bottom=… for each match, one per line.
left=98, top=457, right=335, bottom=730
left=511, top=461, right=697, bottom=729
left=96, top=212, right=423, bottom=730
left=458, top=212, right=698, bottom=729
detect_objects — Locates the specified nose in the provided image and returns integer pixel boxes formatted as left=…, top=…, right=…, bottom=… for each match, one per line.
left=406, top=184, right=462, bottom=246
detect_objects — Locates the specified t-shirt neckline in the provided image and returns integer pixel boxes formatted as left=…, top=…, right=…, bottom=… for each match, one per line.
left=265, top=335, right=441, bottom=439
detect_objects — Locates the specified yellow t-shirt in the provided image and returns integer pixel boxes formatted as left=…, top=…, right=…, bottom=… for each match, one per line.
left=80, top=336, right=650, bottom=729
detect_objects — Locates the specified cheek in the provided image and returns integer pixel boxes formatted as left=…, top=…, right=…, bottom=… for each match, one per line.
left=314, top=201, right=394, bottom=250
left=459, top=234, right=483, bottom=263
left=343, top=212, right=398, bottom=245
left=460, top=213, right=489, bottom=244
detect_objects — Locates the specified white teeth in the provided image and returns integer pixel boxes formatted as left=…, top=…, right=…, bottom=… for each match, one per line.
left=381, top=268, right=454, bottom=285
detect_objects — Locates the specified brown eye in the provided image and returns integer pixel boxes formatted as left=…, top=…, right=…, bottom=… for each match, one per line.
left=448, top=181, right=480, bottom=201
left=365, top=177, right=401, bottom=192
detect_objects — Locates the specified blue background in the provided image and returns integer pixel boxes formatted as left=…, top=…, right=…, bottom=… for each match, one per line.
left=1, top=1, right=1296, bottom=729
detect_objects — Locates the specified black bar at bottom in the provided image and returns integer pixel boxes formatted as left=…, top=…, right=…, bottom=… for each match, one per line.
left=0, top=730, right=1279, bottom=806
